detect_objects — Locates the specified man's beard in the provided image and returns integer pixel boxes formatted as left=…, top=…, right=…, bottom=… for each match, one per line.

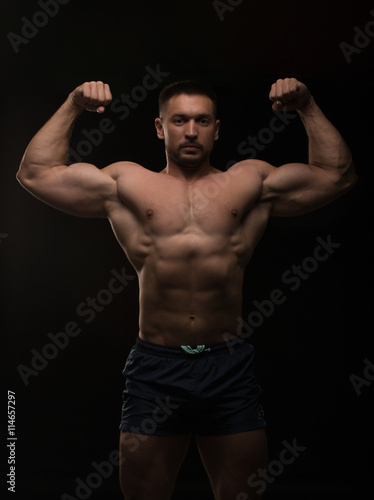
left=166, top=144, right=210, bottom=168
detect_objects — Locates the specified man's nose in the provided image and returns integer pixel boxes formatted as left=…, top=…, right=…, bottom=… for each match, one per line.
left=185, top=120, right=197, bottom=138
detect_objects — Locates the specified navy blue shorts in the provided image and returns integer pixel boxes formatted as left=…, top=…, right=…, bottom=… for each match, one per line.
left=119, top=336, right=266, bottom=436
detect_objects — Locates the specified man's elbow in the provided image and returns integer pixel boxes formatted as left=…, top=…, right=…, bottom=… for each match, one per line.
left=336, top=161, right=358, bottom=194
left=16, top=161, right=32, bottom=187
left=16, top=157, right=42, bottom=190
left=344, top=161, right=358, bottom=189
left=16, top=160, right=28, bottom=185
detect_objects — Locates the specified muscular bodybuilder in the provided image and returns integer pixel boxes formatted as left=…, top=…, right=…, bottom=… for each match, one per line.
left=17, top=78, right=356, bottom=500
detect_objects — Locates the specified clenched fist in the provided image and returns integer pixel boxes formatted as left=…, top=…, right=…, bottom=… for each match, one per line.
left=269, top=78, right=311, bottom=112
left=70, top=81, right=112, bottom=113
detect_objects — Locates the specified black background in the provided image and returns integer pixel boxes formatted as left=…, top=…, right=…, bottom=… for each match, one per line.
left=1, top=1, right=373, bottom=498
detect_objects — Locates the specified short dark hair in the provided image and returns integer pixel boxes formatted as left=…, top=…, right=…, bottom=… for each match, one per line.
left=158, top=80, right=218, bottom=118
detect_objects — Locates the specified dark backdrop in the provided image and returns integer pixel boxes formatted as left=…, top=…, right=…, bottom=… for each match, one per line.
left=1, top=1, right=373, bottom=499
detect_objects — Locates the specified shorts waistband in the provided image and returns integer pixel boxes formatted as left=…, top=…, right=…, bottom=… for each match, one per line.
left=135, top=335, right=249, bottom=358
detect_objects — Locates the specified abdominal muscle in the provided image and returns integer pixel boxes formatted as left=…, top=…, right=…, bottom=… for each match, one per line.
left=136, top=232, right=246, bottom=346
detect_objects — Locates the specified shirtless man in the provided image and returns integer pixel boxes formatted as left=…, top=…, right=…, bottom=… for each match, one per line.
left=17, top=78, right=356, bottom=500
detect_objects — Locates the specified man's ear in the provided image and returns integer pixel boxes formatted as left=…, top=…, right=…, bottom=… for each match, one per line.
left=214, top=119, right=220, bottom=141
left=155, top=117, right=165, bottom=140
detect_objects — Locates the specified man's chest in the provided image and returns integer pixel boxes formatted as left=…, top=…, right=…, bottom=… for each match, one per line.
left=118, top=170, right=262, bottom=235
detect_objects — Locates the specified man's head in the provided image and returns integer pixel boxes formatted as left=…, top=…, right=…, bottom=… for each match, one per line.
left=156, top=81, right=220, bottom=170
left=158, top=80, right=218, bottom=120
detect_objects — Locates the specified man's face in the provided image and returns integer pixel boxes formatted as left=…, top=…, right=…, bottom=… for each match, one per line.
left=155, top=94, right=220, bottom=168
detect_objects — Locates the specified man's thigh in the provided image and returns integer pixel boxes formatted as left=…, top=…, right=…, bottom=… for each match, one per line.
left=119, top=431, right=192, bottom=500
left=196, top=428, right=268, bottom=500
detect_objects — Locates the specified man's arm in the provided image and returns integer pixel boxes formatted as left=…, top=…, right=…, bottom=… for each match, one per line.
left=16, top=81, right=120, bottom=218
left=257, top=78, right=357, bottom=216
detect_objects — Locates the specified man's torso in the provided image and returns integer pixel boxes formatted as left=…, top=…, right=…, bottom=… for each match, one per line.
left=106, top=162, right=271, bottom=345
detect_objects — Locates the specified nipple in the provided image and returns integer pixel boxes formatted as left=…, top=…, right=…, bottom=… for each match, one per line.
left=146, top=209, right=154, bottom=218
left=231, top=208, right=238, bottom=217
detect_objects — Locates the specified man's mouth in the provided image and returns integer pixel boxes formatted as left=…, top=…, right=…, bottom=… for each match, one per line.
left=181, top=143, right=201, bottom=151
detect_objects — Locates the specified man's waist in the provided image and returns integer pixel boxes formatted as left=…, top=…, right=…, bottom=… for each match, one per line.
left=136, top=333, right=252, bottom=358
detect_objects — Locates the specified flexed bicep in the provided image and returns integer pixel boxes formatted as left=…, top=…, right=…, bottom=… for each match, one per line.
left=18, top=161, right=118, bottom=218
left=17, top=81, right=118, bottom=217
left=262, top=161, right=351, bottom=216
left=258, top=78, right=356, bottom=216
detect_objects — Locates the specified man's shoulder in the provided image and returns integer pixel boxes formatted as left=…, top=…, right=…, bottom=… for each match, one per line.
left=102, top=161, right=151, bottom=180
left=227, top=159, right=276, bottom=180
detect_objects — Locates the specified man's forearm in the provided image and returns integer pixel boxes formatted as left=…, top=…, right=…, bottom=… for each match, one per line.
left=297, top=97, right=354, bottom=174
left=17, top=95, right=83, bottom=180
